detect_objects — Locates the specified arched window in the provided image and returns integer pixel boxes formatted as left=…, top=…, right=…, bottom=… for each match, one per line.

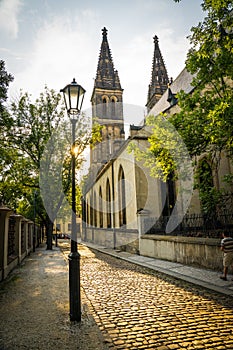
left=86, top=200, right=89, bottom=226
left=199, top=160, right=214, bottom=189
left=90, top=194, right=93, bottom=226
left=103, top=97, right=107, bottom=117
left=93, top=192, right=97, bottom=227
left=198, top=159, right=215, bottom=217
left=106, top=179, right=112, bottom=228
left=118, top=166, right=126, bottom=226
left=111, top=98, right=115, bottom=117
left=162, top=172, right=176, bottom=217
left=99, top=187, right=103, bottom=228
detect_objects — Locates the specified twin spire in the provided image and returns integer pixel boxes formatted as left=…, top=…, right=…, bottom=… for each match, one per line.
left=94, top=27, right=170, bottom=110
left=146, top=35, right=169, bottom=111
left=94, top=27, right=122, bottom=90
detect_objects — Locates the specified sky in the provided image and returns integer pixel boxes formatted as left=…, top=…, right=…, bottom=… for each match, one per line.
left=0, top=0, right=205, bottom=114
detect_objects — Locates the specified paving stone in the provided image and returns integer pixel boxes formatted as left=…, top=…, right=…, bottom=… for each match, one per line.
left=108, top=329, right=119, bottom=335
left=114, top=339, right=125, bottom=345
left=12, top=241, right=232, bottom=350
left=167, top=344, right=180, bottom=349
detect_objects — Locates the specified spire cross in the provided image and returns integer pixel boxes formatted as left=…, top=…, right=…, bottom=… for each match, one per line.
left=153, top=35, right=159, bottom=44
left=102, top=27, right=108, bottom=37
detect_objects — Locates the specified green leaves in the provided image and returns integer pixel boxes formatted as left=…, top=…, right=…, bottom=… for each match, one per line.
left=0, top=60, right=13, bottom=111
left=0, top=86, right=64, bottom=213
left=9, top=87, right=64, bottom=167
left=172, top=0, right=233, bottom=214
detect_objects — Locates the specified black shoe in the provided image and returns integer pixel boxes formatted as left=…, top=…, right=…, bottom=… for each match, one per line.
left=220, top=276, right=227, bottom=281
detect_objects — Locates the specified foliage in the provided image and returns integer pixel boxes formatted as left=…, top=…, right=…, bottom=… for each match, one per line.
left=0, top=87, right=65, bottom=248
left=40, top=113, right=101, bottom=225
left=170, top=0, right=233, bottom=212
left=0, top=61, right=14, bottom=203
left=172, top=1, right=233, bottom=154
left=0, top=87, right=63, bottom=210
left=10, top=87, right=63, bottom=166
left=130, top=0, right=233, bottom=217
left=0, top=60, right=13, bottom=114
left=128, top=113, right=194, bottom=187
left=1, top=83, right=101, bottom=246
left=128, top=115, right=178, bottom=182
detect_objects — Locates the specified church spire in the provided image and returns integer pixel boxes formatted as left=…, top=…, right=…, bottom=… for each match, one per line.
left=94, top=27, right=122, bottom=90
left=90, top=27, right=124, bottom=174
left=146, top=35, right=169, bottom=112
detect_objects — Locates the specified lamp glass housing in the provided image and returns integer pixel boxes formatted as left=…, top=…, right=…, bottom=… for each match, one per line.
left=61, top=78, right=86, bottom=115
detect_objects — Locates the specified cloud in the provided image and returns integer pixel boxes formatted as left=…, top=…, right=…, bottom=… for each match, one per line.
left=0, top=0, right=22, bottom=38
left=8, top=4, right=190, bottom=112
left=9, top=10, right=100, bottom=107
left=116, top=24, right=189, bottom=107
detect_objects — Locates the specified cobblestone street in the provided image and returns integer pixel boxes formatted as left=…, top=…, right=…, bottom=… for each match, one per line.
left=61, top=242, right=233, bottom=350
left=1, top=241, right=233, bottom=350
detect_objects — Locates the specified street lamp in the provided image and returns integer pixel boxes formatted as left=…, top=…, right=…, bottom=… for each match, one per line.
left=60, top=78, right=86, bottom=322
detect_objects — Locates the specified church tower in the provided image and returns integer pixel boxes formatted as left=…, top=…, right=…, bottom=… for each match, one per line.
left=90, top=27, right=125, bottom=172
left=146, top=35, right=169, bottom=112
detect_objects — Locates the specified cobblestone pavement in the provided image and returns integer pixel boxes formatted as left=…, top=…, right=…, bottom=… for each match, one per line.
left=0, top=243, right=108, bottom=350
left=60, top=242, right=233, bottom=350
left=1, top=241, right=233, bottom=350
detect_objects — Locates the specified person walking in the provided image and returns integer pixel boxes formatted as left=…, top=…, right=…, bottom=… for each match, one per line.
left=220, top=231, right=233, bottom=281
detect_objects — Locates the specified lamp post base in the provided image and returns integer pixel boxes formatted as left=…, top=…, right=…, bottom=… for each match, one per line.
left=68, top=251, right=81, bottom=322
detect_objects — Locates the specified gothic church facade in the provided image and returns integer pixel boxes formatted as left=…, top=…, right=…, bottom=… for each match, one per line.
left=82, top=27, right=233, bottom=258
left=82, top=28, right=176, bottom=250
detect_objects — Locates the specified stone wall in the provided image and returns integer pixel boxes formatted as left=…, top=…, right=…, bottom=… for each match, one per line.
left=83, top=227, right=139, bottom=254
left=83, top=223, right=224, bottom=271
left=140, top=234, right=223, bottom=271
left=0, top=205, right=41, bottom=281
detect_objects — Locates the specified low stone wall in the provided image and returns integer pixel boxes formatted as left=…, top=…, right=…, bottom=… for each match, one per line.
left=0, top=205, right=41, bottom=281
left=83, top=227, right=139, bottom=254
left=140, top=234, right=223, bottom=271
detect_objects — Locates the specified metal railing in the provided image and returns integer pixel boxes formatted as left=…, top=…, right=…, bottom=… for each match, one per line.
left=144, top=211, right=233, bottom=238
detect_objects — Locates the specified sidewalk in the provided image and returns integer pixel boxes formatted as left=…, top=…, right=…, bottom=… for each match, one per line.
left=0, top=243, right=108, bottom=350
left=84, top=241, right=233, bottom=297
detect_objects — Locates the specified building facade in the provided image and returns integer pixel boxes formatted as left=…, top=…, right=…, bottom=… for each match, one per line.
left=82, top=28, right=233, bottom=269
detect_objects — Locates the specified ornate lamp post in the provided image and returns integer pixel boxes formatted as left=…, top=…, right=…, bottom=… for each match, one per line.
left=60, top=78, right=86, bottom=322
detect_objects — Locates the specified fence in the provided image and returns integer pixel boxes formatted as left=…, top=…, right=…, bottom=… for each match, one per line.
left=143, top=212, right=233, bottom=238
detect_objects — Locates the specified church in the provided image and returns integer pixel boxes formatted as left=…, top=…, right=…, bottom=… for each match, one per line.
left=81, top=27, right=233, bottom=270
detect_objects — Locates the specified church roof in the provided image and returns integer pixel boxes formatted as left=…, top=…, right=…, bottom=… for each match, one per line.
left=146, top=35, right=169, bottom=107
left=148, top=67, right=194, bottom=116
left=94, top=27, right=122, bottom=90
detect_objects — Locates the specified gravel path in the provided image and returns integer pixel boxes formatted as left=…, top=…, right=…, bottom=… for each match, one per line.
left=0, top=243, right=109, bottom=350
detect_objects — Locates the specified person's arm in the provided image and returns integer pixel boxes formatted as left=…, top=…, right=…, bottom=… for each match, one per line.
left=220, top=239, right=224, bottom=251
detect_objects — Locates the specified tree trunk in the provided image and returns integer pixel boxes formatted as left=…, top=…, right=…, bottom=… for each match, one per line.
left=45, top=214, right=53, bottom=250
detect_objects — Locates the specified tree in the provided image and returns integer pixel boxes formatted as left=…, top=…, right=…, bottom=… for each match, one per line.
left=39, top=113, right=101, bottom=247
left=0, top=60, right=13, bottom=115
left=170, top=0, right=233, bottom=214
left=130, top=0, right=233, bottom=218
left=1, top=87, right=64, bottom=248
left=173, top=1, right=233, bottom=154
left=1, top=86, right=101, bottom=249
left=0, top=61, right=14, bottom=204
